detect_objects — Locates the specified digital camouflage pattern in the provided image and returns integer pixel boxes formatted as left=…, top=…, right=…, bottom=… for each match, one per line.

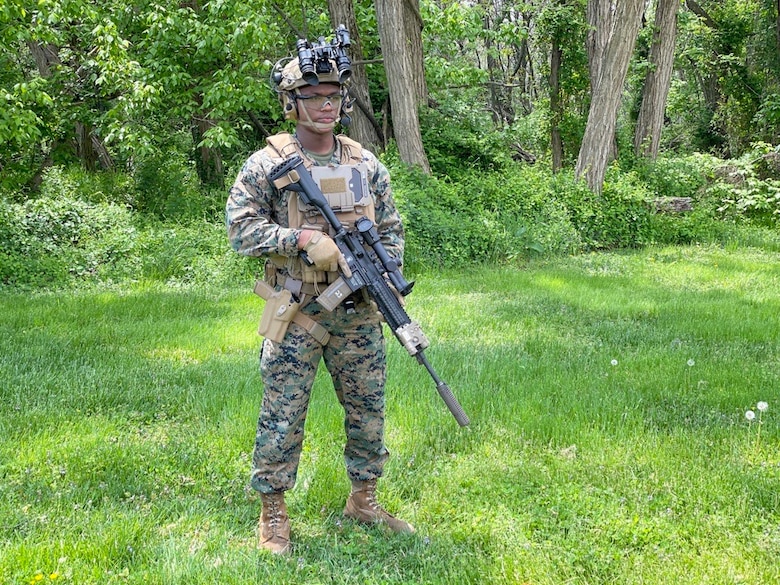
left=226, top=134, right=404, bottom=495
left=252, top=299, right=388, bottom=493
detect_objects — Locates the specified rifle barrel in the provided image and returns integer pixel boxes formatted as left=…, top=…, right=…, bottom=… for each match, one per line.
left=417, top=352, right=470, bottom=427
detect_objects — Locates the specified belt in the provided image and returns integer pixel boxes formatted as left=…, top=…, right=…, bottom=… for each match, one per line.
left=277, top=275, right=330, bottom=297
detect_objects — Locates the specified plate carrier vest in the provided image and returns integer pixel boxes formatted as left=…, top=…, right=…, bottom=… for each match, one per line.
left=263, top=132, right=375, bottom=286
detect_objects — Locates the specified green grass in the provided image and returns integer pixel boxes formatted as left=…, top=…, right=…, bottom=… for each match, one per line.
left=1, top=244, right=778, bottom=584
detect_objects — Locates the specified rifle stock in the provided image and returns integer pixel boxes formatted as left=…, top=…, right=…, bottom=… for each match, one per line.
left=268, top=155, right=470, bottom=427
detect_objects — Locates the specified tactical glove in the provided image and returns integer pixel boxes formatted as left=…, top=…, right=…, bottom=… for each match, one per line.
left=302, top=231, right=352, bottom=277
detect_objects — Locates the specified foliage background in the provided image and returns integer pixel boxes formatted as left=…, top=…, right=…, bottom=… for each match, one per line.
left=3, top=0, right=780, bottom=290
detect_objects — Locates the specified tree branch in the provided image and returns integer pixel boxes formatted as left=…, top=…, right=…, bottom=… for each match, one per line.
left=270, top=3, right=307, bottom=40
left=684, top=0, right=718, bottom=29
left=350, top=94, right=385, bottom=144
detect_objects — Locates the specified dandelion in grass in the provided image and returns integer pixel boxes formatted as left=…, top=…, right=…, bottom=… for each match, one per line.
left=611, top=359, right=618, bottom=366
left=745, top=401, right=769, bottom=454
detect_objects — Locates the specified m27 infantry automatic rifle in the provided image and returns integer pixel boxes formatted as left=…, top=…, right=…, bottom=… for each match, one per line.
left=268, top=155, right=470, bottom=427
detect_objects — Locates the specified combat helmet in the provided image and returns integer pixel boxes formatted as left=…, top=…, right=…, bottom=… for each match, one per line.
left=272, top=25, right=354, bottom=125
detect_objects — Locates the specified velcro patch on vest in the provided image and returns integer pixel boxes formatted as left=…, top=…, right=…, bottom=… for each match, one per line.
left=310, top=164, right=371, bottom=212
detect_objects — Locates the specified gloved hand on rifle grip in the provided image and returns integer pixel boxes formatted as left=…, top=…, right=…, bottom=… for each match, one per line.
left=300, top=231, right=352, bottom=277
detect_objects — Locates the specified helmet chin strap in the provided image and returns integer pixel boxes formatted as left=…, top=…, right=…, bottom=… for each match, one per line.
left=297, top=100, right=339, bottom=132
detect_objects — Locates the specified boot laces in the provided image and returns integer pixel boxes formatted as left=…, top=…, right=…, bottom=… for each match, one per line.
left=365, top=485, right=381, bottom=511
left=362, top=481, right=395, bottom=518
left=265, top=494, right=283, bottom=531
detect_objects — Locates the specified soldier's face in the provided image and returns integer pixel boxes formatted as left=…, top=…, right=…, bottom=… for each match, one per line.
left=296, top=83, right=342, bottom=131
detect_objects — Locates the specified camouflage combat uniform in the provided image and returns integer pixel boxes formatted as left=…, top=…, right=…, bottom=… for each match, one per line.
left=226, top=133, right=404, bottom=495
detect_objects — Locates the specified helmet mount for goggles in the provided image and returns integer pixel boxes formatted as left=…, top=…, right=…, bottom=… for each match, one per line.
left=271, top=25, right=354, bottom=126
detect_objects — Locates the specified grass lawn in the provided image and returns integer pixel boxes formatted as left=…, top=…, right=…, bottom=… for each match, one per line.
left=1, top=244, right=778, bottom=584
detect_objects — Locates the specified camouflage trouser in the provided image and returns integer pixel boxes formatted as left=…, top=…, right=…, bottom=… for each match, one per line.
left=250, top=297, right=389, bottom=495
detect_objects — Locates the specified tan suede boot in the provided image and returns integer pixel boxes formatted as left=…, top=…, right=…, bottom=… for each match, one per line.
left=343, top=479, right=415, bottom=533
left=258, top=492, right=291, bottom=554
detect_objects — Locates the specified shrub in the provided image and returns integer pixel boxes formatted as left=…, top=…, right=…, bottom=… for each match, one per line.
left=419, top=103, right=514, bottom=177
left=390, top=161, right=582, bottom=269
left=633, top=153, right=715, bottom=200
left=133, top=151, right=203, bottom=219
left=38, top=165, right=137, bottom=207
left=0, top=194, right=137, bottom=288
left=0, top=195, right=254, bottom=289
left=136, top=220, right=255, bottom=286
left=3, top=145, right=775, bottom=291
left=707, top=144, right=780, bottom=226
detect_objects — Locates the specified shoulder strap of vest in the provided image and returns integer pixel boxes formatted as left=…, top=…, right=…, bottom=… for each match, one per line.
left=336, top=134, right=364, bottom=164
left=265, top=132, right=302, bottom=160
left=266, top=132, right=363, bottom=166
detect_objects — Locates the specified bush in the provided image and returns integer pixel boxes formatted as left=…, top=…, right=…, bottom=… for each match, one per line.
left=0, top=194, right=255, bottom=290
left=390, top=151, right=740, bottom=268
left=391, top=162, right=582, bottom=269
left=38, top=165, right=137, bottom=207
left=706, top=144, right=780, bottom=227
left=633, top=153, right=714, bottom=200
left=136, top=220, right=255, bottom=286
left=419, top=103, right=514, bottom=177
left=133, top=150, right=204, bottom=220
left=2, top=143, right=774, bottom=291
left=0, top=194, right=137, bottom=288
left=0, top=162, right=251, bottom=288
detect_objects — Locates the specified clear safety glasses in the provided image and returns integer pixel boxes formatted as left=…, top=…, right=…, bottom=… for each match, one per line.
left=296, top=93, right=343, bottom=110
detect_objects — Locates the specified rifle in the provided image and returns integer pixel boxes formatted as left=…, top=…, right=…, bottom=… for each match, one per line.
left=268, top=155, right=470, bottom=427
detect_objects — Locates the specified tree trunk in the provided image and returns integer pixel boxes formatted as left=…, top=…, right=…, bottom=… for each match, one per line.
left=27, top=40, right=114, bottom=171
left=327, top=0, right=384, bottom=151
left=403, top=0, right=428, bottom=105
left=584, top=0, right=618, bottom=162
left=485, top=11, right=514, bottom=126
left=586, top=0, right=610, bottom=94
left=683, top=0, right=725, bottom=147
left=515, top=18, right=535, bottom=115
left=634, top=0, right=679, bottom=159
left=550, top=37, right=563, bottom=172
left=26, top=41, right=60, bottom=77
left=375, top=0, right=431, bottom=172
left=576, top=0, right=645, bottom=193
left=192, top=112, right=224, bottom=186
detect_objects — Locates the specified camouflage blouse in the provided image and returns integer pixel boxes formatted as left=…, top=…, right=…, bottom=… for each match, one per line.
left=226, top=134, right=405, bottom=274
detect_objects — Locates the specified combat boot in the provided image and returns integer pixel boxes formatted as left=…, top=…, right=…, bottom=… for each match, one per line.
left=343, top=479, right=415, bottom=533
left=258, top=492, right=291, bottom=554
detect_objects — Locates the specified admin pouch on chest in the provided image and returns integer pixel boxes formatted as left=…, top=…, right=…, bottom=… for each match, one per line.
left=288, top=164, right=375, bottom=233
left=254, top=280, right=331, bottom=345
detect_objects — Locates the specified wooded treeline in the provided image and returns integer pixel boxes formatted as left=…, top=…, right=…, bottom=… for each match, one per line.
left=3, top=0, right=780, bottom=197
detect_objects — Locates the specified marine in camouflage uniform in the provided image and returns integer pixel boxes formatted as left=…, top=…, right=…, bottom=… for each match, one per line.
left=226, top=36, right=414, bottom=555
